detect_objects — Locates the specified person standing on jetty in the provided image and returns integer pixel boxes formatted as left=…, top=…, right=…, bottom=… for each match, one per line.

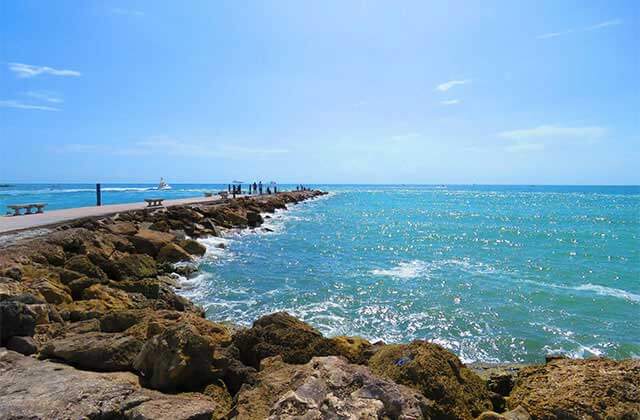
left=253, top=182, right=257, bottom=194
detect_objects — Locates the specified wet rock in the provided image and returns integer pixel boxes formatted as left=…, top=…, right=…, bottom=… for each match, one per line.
left=110, top=254, right=158, bottom=280
left=179, top=239, right=207, bottom=256
left=64, top=255, right=107, bottom=279
left=157, top=243, right=192, bottom=263
left=0, top=300, right=36, bottom=343
left=232, top=355, right=433, bottom=419
left=368, top=340, right=493, bottom=419
left=133, top=324, right=219, bottom=391
left=246, top=211, right=263, bottom=227
left=509, top=358, right=640, bottom=419
left=7, top=336, right=38, bottom=355
left=130, top=229, right=176, bottom=256
left=0, top=349, right=222, bottom=419
left=40, top=331, right=143, bottom=372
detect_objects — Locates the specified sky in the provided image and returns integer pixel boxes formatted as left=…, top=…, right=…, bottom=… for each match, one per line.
left=1, top=0, right=638, bottom=184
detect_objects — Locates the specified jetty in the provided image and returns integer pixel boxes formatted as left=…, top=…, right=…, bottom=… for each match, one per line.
left=0, top=195, right=224, bottom=235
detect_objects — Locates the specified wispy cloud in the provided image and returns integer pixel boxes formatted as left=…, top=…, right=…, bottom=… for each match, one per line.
left=436, top=79, right=471, bottom=92
left=537, top=19, right=622, bottom=39
left=62, top=137, right=290, bottom=158
left=25, top=91, right=63, bottom=103
left=505, top=142, right=546, bottom=153
left=498, top=125, right=607, bottom=140
left=0, top=100, right=60, bottom=111
left=111, top=8, right=145, bottom=16
left=9, top=62, right=81, bottom=78
left=441, top=99, right=461, bottom=105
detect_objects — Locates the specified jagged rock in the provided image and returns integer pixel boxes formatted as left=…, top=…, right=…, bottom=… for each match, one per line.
left=328, top=335, right=373, bottom=364
left=40, top=331, right=143, bottom=372
left=81, top=284, right=138, bottom=309
left=203, top=382, right=234, bottom=419
left=179, top=239, right=207, bottom=256
left=31, top=278, right=72, bottom=304
left=233, top=311, right=362, bottom=369
left=64, top=255, right=107, bottom=279
left=105, top=221, right=139, bottom=236
left=0, top=300, right=36, bottom=343
left=0, top=349, right=222, bottom=419
left=130, top=229, right=176, bottom=256
left=100, top=309, right=149, bottom=332
left=133, top=324, right=220, bottom=391
left=508, top=358, right=640, bottom=419
left=246, top=211, right=263, bottom=227
left=58, top=268, right=85, bottom=284
left=27, top=303, right=62, bottom=325
left=7, top=336, right=38, bottom=355
left=232, top=355, right=433, bottom=419
left=368, top=340, right=493, bottom=419
left=111, top=278, right=162, bottom=299
left=157, top=243, right=192, bottom=263
left=66, top=318, right=102, bottom=334
left=149, top=219, right=171, bottom=232
left=110, top=254, right=158, bottom=279
left=3, top=266, right=22, bottom=281
left=68, top=276, right=107, bottom=299
left=35, top=243, right=66, bottom=266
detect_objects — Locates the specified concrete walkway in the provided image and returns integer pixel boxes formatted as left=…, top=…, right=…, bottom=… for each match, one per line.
left=0, top=196, right=225, bottom=234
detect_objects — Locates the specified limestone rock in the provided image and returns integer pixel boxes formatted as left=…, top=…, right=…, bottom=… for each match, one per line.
left=508, top=358, right=640, bottom=419
left=105, top=221, right=139, bottom=236
left=40, top=331, right=144, bottom=372
left=31, top=278, right=72, bottom=304
left=477, top=406, right=531, bottom=420
left=133, top=323, right=218, bottom=391
left=232, top=355, right=433, bottom=419
left=328, top=335, right=374, bottom=364
left=368, top=340, right=493, bottom=419
left=64, top=255, right=107, bottom=279
left=110, top=254, right=158, bottom=280
left=0, top=349, right=221, bottom=419
left=179, top=239, right=207, bottom=256
left=157, top=243, right=192, bottom=263
left=130, top=229, right=176, bottom=256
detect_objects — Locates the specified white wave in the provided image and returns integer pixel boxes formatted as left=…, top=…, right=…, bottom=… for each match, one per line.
left=197, top=236, right=233, bottom=261
left=370, top=260, right=430, bottom=279
left=574, top=283, right=640, bottom=303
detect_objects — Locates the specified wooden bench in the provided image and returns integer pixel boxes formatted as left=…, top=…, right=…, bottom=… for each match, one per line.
left=6, top=203, right=46, bottom=216
left=144, top=198, right=164, bottom=207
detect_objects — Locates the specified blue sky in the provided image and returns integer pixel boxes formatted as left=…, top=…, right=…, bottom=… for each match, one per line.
left=1, top=1, right=638, bottom=184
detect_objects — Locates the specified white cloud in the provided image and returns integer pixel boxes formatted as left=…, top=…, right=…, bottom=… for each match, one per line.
left=0, top=100, right=60, bottom=111
left=505, top=142, right=545, bottom=153
left=8, top=62, right=81, bottom=78
left=436, top=79, right=471, bottom=92
left=441, top=99, right=460, bottom=105
left=111, top=8, right=145, bottom=16
left=25, top=91, right=63, bottom=103
left=498, top=125, right=607, bottom=140
left=537, top=19, right=622, bottom=39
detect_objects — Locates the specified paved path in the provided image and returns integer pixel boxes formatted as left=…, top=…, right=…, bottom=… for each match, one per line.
left=0, top=196, right=225, bottom=234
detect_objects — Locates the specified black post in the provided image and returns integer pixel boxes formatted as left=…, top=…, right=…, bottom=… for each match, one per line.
left=96, top=183, right=102, bottom=206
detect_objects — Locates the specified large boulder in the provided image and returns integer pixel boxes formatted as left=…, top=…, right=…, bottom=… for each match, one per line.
left=232, top=355, right=433, bottom=419
left=0, top=349, right=223, bottom=419
left=130, top=229, right=176, bottom=256
left=31, top=278, right=72, bottom=304
left=233, top=312, right=338, bottom=368
left=508, top=357, right=640, bottom=419
left=64, top=255, right=107, bottom=279
left=6, top=336, right=38, bottom=355
left=40, top=331, right=144, bottom=372
left=133, top=324, right=219, bottom=391
left=246, top=211, right=263, bottom=228
left=233, top=312, right=369, bottom=369
left=0, top=300, right=36, bottom=344
left=179, top=239, right=207, bottom=257
left=156, top=243, right=192, bottom=263
left=368, top=340, right=493, bottom=419
left=109, top=254, right=158, bottom=280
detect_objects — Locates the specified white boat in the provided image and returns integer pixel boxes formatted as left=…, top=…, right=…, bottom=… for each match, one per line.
left=156, top=177, right=172, bottom=190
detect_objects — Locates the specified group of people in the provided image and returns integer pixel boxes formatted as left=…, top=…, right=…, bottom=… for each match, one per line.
left=296, top=185, right=310, bottom=191
left=227, top=181, right=278, bottom=197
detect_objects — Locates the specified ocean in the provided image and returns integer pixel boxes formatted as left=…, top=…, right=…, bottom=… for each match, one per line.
left=2, top=184, right=639, bottom=363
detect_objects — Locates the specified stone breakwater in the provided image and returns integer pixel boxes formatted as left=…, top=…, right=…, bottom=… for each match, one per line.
left=0, top=190, right=638, bottom=419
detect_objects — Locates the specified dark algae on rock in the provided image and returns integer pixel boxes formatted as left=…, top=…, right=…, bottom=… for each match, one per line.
left=0, top=189, right=638, bottom=419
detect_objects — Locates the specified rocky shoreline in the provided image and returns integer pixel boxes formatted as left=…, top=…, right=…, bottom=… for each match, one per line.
left=0, top=190, right=638, bottom=419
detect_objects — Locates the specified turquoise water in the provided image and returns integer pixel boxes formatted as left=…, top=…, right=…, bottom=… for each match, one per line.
left=2, top=184, right=639, bottom=363
left=182, top=185, right=639, bottom=363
